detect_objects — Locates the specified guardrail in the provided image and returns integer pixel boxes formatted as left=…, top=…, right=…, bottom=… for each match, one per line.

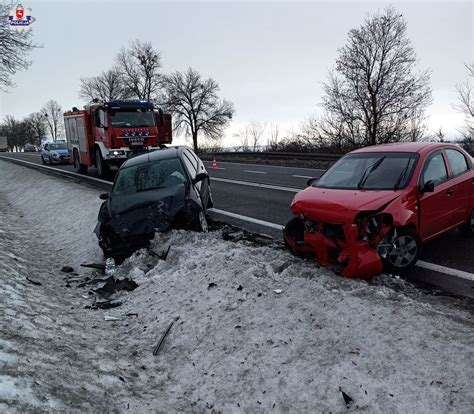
left=199, top=151, right=343, bottom=161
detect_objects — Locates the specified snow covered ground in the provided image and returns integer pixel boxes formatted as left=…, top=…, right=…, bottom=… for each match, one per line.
left=0, top=159, right=473, bottom=413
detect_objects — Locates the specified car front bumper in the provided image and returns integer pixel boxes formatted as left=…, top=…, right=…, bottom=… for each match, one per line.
left=283, top=217, right=383, bottom=280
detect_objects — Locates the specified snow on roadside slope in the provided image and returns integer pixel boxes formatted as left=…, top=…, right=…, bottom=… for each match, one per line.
left=0, top=160, right=473, bottom=413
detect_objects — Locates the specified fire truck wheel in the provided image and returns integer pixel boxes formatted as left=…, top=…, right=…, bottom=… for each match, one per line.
left=74, top=150, right=87, bottom=174
left=95, top=148, right=109, bottom=178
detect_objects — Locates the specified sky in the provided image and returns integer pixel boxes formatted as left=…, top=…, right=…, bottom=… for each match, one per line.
left=0, top=0, right=472, bottom=145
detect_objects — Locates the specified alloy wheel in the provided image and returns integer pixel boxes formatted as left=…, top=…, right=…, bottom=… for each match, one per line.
left=387, top=235, right=418, bottom=268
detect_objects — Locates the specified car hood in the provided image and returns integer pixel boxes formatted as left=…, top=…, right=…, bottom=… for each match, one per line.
left=52, top=149, right=69, bottom=155
left=97, top=184, right=197, bottom=237
left=291, top=186, right=402, bottom=223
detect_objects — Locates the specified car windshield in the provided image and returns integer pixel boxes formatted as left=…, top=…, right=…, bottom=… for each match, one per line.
left=113, top=158, right=187, bottom=195
left=49, top=143, right=67, bottom=150
left=315, top=152, right=418, bottom=190
left=110, top=109, right=155, bottom=127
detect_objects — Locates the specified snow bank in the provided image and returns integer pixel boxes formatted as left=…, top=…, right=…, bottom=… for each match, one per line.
left=0, top=160, right=473, bottom=413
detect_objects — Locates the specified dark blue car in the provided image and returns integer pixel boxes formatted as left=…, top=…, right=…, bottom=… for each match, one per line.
left=41, top=141, right=70, bottom=164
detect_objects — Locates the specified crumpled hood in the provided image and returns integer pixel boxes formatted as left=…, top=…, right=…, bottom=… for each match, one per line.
left=291, top=186, right=401, bottom=223
left=103, top=184, right=190, bottom=237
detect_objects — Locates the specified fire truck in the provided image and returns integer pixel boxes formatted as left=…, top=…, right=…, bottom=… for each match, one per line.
left=63, top=100, right=172, bottom=177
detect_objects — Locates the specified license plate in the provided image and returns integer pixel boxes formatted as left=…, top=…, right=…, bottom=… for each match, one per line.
left=129, top=138, right=144, bottom=146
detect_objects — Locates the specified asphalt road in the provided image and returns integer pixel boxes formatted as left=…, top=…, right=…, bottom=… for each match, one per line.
left=2, top=152, right=473, bottom=299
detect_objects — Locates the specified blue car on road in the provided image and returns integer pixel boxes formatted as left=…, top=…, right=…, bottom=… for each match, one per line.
left=41, top=141, right=70, bottom=165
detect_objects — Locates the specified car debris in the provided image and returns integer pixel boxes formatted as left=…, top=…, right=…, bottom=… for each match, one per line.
left=104, top=315, right=123, bottom=321
left=339, top=387, right=354, bottom=408
left=148, top=245, right=171, bottom=261
left=60, top=266, right=74, bottom=273
left=94, top=147, right=213, bottom=262
left=273, top=289, right=282, bottom=294
left=153, top=317, right=179, bottom=356
left=26, top=276, right=42, bottom=286
left=284, top=143, right=474, bottom=279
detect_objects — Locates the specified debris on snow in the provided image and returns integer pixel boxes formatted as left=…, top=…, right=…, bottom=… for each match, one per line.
left=153, top=317, right=179, bottom=356
left=26, top=276, right=42, bottom=286
left=273, top=289, right=282, bottom=294
left=340, top=387, right=354, bottom=408
left=60, top=266, right=75, bottom=273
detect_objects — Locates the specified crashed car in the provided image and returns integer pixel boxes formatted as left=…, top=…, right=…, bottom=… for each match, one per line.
left=284, top=143, right=474, bottom=279
left=95, top=146, right=213, bottom=260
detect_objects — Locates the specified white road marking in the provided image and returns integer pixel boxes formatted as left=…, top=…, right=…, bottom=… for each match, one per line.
left=209, top=208, right=285, bottom=230
left=203, top=160, right=325, bottom=172
left=292, top=175, right=313, bottom=179
left=211, top=177, right=301, bottom=193
left=210, top=167, right=226, bottom=170
left=244, top=170, right=267, bottom=174
left=416, top=260, right=474, bottom=282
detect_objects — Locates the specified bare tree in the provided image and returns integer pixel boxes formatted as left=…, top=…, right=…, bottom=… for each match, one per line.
left=248, top=121, right=267, bottom=151
left=79, top=69, right=130, bottom=102
left=42, top=100, right=63, bottom=141
left=453, top=63, right=474, bottom=151
left=234, top=125, right=251, bottom=151
left=25, top=112, right=47, bottom=145
left=162, top=67, right=234, bottom=152
left=322, top=7, right=432, bottom=148
left=0, top=2, right=41, bottom=89
left=116, top=40, right=162, bottom=101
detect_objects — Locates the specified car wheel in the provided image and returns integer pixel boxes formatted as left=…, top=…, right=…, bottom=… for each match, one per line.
left=383, top=228, right=421, bottom=274
left=194, top=211, right=208, bottom=232
left=460, top=208, right=474, bottom=236
left=41, top=155, right=46, bottom=164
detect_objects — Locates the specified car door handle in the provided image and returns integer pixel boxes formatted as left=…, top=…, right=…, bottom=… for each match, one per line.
left=446, top=188, right=454, bottom=196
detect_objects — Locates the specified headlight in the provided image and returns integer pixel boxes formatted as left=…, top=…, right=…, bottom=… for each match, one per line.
left=51, top=152, right=59, bottom=157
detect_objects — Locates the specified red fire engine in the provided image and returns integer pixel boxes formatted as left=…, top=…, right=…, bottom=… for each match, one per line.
left=64, top=100, right=172, bottom=177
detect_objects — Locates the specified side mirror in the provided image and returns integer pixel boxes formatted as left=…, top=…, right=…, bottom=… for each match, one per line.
left=306, top=177, right=318, bottom=187
left=421, top=180, right=435, bottom=193
left=193, top=172, right=208, bottom=185
left=99, top=193, right=109, bottom=200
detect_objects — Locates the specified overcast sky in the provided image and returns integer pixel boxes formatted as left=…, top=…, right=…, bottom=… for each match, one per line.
left=1, top=0, right=472, bottom=145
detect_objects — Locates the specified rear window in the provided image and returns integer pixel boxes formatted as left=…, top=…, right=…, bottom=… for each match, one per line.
left=113, top=158, right=187, bottom=195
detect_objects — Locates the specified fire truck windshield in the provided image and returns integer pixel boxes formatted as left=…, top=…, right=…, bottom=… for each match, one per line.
left=110, top=110, right=155, bottom=128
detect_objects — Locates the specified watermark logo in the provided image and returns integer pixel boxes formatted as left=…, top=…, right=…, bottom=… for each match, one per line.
left=8, top=4, right=36, bottom=32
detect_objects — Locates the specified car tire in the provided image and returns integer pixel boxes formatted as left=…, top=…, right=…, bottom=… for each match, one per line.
left=41, top=155, right=46, bottom=164
left=383, top=227, right=421, bottom=274
left=95, top=148, right=109, bottom=178
left=194, top=211, right=208, bottom=233
left=74, top=150, right=88, bottom=174
left=460, top=208, right=474, bottom=236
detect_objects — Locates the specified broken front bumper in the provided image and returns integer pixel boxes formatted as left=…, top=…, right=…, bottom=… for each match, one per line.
left=283, top=217, right=383, bottom=280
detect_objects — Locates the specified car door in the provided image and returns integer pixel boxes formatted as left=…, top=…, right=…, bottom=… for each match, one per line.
left=444, top=148, right=473, bottom=224
left=187, top=149, right=210, bottom=204
left=418, top=151, right=456, bottom=240
left=183, top=149, right=210, bottom=208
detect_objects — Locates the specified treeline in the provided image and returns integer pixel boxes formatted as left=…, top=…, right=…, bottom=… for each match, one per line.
left=79, top=40, right=234, bottom=152
left=1, top=4, right=472, bottom=154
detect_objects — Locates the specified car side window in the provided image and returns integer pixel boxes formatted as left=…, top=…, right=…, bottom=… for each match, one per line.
left=187, top=149, right=202, bottom=169
left=182, top=153, right=197, bottom=178
left=421, top=153, right=448, bottom=186
left=445, top=149, right=469, bottom=176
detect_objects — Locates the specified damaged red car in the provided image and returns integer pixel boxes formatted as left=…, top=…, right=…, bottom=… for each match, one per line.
left=284, top=143, right=474, bottom=279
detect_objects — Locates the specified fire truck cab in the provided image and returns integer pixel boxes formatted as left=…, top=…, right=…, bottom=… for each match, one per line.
left=64, top=100, right=172, bottom=177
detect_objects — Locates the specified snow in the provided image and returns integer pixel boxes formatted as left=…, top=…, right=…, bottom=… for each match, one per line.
left=0, top=159, right=473, bottom=413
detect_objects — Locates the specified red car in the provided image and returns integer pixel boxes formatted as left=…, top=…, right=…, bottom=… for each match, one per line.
left=284, top=143, right=474, bottom=279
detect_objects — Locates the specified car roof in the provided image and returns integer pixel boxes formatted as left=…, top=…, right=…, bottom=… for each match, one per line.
left=121, top=146, right=191, bottom=168
left=350, top=142, right=465, bottom=156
